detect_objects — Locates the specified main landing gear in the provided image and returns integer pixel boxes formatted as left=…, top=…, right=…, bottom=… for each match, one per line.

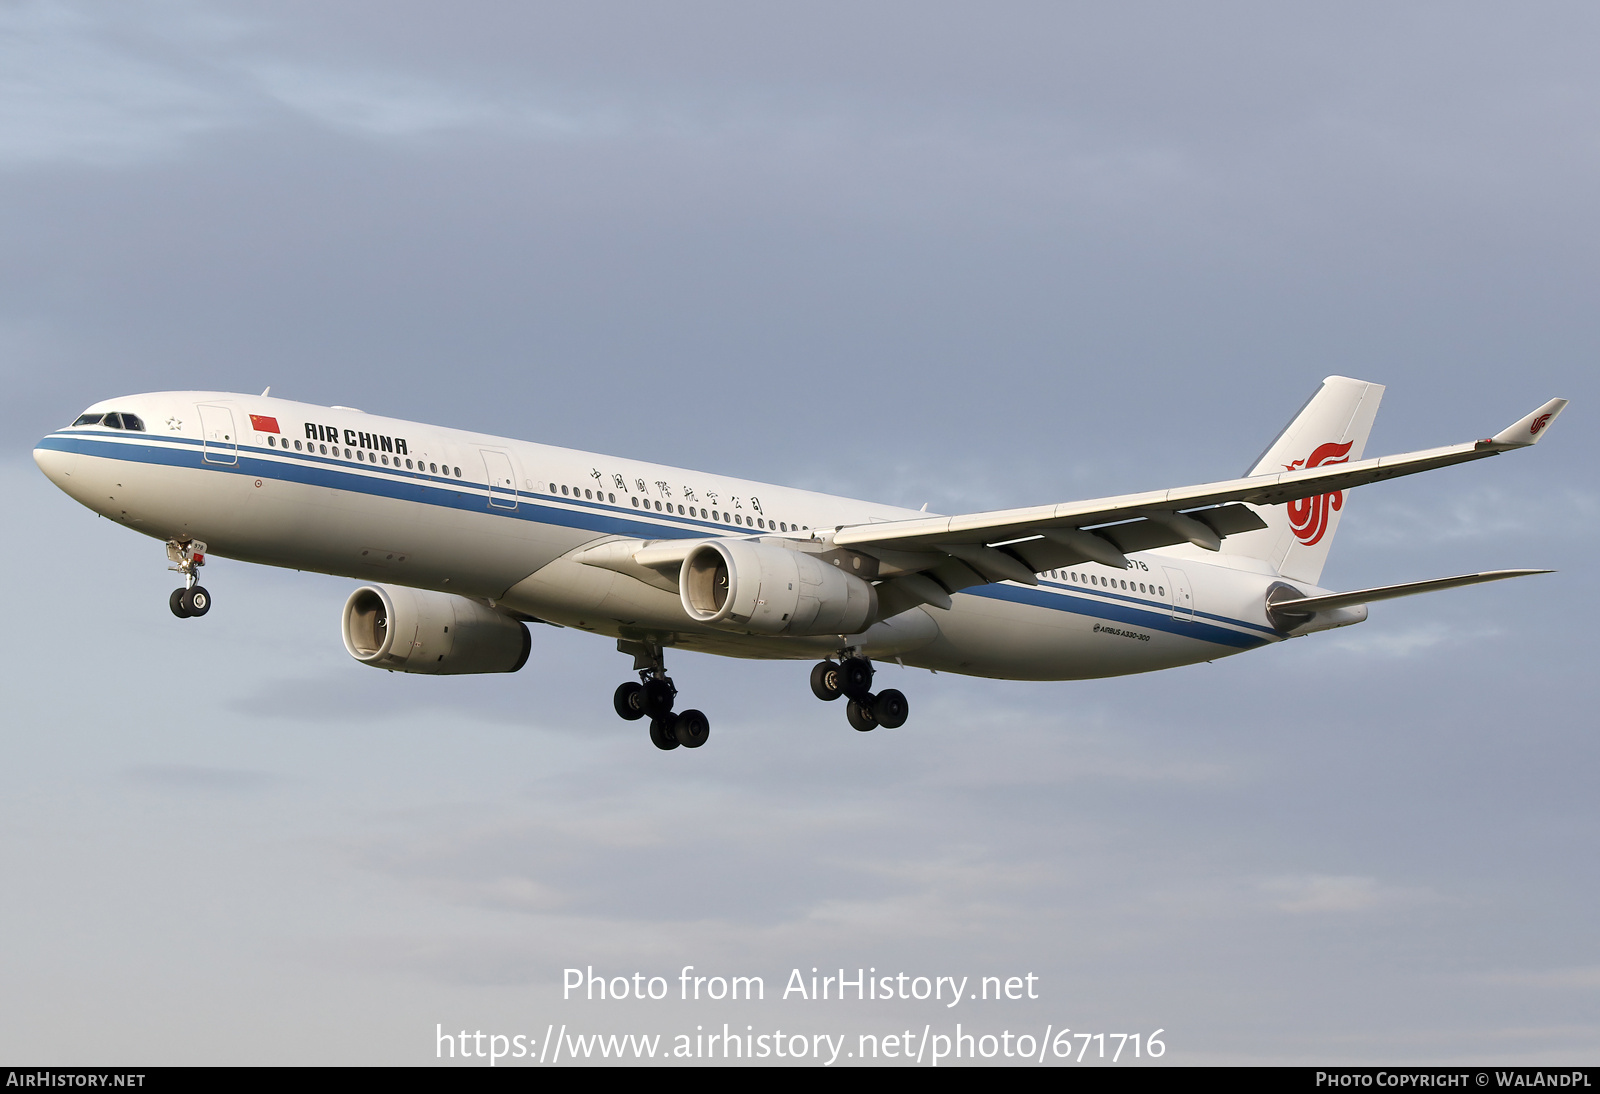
left=613, top=640, right=711, bottom=751
left=166, top=539, right=213, bottom=619
left=810, top=655, right=908, bottom=732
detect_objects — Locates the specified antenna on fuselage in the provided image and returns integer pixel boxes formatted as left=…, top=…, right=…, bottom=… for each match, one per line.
left=261, top=386, right=271, bottom=396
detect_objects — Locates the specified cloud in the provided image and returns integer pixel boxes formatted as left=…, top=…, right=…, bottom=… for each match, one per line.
left=1344, top=486, right=1600, bottom=548
left=1325, top=622, right=1503, bottom=658
left=242, top=63, right=604, bottom=141
left=1259, top=873, right=1428, bottom=914
left=1482, top=966, right=1600, bottom=990
left=0, top=1, right=241, bottom=167
left=124, top=764, right=287, bottom=792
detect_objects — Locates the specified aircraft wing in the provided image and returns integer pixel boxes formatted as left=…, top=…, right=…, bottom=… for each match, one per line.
left=828, top=397, right=1567, bottom=613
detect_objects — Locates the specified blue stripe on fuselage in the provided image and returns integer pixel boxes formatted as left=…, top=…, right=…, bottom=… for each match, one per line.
left=38, top=432, right=1275, bottom=650
left=969, top=582, right=1268, bottom=649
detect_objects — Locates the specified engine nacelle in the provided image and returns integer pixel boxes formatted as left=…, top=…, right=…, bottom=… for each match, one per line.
left=342, top=584, right=531, bottom=674
left=680, top=540, right=877, bottom=636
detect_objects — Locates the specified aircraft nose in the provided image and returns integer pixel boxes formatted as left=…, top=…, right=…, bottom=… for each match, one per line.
left=34, top=443, right=84, bottom=495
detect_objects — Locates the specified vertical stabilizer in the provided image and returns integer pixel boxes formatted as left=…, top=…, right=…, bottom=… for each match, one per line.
left=1219, top=376, right=1384, bottom=584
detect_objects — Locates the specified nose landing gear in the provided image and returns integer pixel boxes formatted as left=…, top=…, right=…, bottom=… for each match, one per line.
left=166, top=540, right=212, bottom=618
left=811, top=655, right=909, bottom=732
left=615, top=639, right=711, bottom=751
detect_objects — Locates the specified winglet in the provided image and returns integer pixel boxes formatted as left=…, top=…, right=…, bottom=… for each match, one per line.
left=1490, top=398, right=1568, bottom=447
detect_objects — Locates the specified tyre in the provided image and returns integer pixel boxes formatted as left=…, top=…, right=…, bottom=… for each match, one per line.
left=846, top=697, right=878, bottom=732
left=810, top=661, right=842, bottom=702
left=674, top=709, right=710, bottom=748
left=838, top=657, right=874, bottom=700
left=186, top=586, right=212, bottom=617
left=613, top=681, right=646, bottom=721
left=640, top=678, right=676, bottom=718
left=649, top=715, right=681, bottom=750
left=872, top=689, right=908, bottom=729
left=169, top=588, right=192, bottom=618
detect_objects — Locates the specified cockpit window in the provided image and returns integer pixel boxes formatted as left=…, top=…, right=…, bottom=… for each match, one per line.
left=83, top=412, right=147, bottom=431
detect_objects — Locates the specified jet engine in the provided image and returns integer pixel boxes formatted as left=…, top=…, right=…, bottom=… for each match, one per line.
left=680, top=540, right=876, bottom=636
left=342, top=584, right=531, bottom=674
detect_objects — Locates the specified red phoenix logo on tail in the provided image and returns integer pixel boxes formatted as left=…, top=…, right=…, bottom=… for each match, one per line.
left=1284, top=440, right=1353, bottom=546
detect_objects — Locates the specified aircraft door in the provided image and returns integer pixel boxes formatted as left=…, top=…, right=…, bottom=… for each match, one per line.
left=198, top=404, right=238, bottom=465
left=481, top=449, right=518, bottom=510
left=1163, top=566, right=1194, bottom=620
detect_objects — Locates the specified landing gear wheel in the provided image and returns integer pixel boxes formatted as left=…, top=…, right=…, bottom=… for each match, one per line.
left=184, top=586, right=212, bottom=617
left=169, top=588, right=192, bottom=618
left=649, top=715, right=681, bottom=750
left=846, top=697, right=879, bottom=732
left=838, top=657, right=874, bottom=700
left=640, top=678, right=677, bottom=719
left=810, top=661, right=842, bottom=702
left=613, top=681, right=646, bottom=721
left=674, top=709, right=710, bottom=748
left=872, top=689, right=909, bottom=729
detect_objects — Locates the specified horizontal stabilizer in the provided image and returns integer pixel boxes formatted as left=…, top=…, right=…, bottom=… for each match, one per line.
left=1271, top=569, right=1553, bottom=615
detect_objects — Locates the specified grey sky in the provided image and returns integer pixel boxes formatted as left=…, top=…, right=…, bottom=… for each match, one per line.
left=2, top=1, right=1595, bottom=1065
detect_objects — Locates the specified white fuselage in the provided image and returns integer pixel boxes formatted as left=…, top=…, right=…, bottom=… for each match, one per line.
left=34, top=391, right=1302, bottom=679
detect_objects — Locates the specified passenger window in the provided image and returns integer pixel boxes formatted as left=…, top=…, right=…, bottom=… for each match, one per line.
left=344, top=448, right=352, bottom=458
left=357, top=450, right=365, bottom=461
left=585, top=489, right=593, bottom=499
left=453, top=467, right=461, bottom=477
left=654, top=500, right=662, bottom=511
left=295, top=440, right=303, bottom=451
left=712, top=511, right=720, bottom=521
left=320, top=444, right=328, bottom=454
left=548, top=482, right=556, bottom=493
left=561, top=485, right=569, bottom=495
left=608, top=493, right=615, bottom=503
left=632, top=497, right=639, bottom=507
left=72, top=413, right=103, bottom=426
left=266, top=436, right=275, bottom=447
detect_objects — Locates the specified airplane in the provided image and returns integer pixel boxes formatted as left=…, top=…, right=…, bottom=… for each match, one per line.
left=33, top=377, right=1565, bottom=751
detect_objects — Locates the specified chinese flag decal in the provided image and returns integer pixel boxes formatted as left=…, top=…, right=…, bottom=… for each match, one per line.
left=249, top=414, right=280, bottom=433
